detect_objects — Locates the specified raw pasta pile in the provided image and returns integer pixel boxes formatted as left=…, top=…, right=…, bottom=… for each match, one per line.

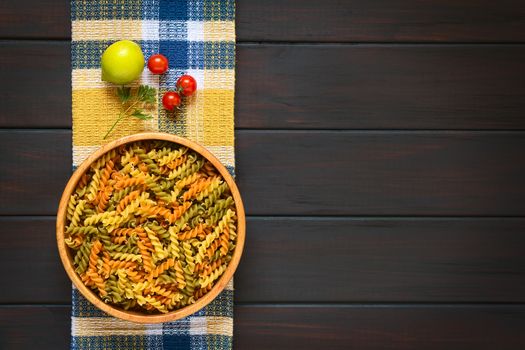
left=65, top=141, right=237, bottom=313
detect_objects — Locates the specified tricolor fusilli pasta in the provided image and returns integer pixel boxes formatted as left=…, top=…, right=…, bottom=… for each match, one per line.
left=64, top=141, right=237, bottom=313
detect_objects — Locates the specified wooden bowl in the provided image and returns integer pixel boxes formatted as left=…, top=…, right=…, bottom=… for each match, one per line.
left=56, top=132, right=245, bottom=323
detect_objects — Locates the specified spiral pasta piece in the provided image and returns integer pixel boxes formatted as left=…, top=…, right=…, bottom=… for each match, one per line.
left=157, top=147, right=187, bottom=166
left=96, top=186, right=112, bottom=212
left=88, top=240, right=103, bottom=272
left=198, top=263, right=227, bottom=289
left=86, top=169, right=102, bottom=203
left=109, top=260, right=138, bottom=271
left=165, top=201, right=192, bottom=224
left=137, top=239, right=154, bottom=273
left=66, top=195, right=77, bottom=222
left=114, top=176, right=145, bottom=190
left=110, top=252, right=142, bottom=262
left=194, top=283, right=213, bottom=299
left=148, top=258, right=175, bottom=281
left=145, top=226, right=167, bottom=262
left=175, top=172, right=203, bottom=190
left=67, top=226, right=97, bottom=237
left=70, top=200, right=87, bottom=228
left=177, top=223, right=207, bottom=241
left=65, top=235, right=84, bottom=249
left=220, top=224, right=230, bottom=256
left=195, top=177, right=222, bottom=201
left=116, top=189, right=141, bottom=213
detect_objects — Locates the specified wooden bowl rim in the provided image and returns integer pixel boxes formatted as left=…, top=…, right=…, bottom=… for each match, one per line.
left=56, top=132, right=245, bottom=324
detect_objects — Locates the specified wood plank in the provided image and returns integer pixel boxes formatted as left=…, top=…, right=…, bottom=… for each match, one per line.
left=238, top=131, right=525, bottom=215
left=0, top=306, right=70, bottom=350
left=0, top=42, right=71, bottom=128
left=237, top=217, right=525, bottom=302
left=237, top=0, right=525, bottom=43
left=236, top=44, right=525, bottom=129
left=2, top=130, right=525, bottom=216
left=0, top=218, right=70, bottom=303
left=235, top=305, right=525, bottom=350
left=0, top=130, right=71, bottom=216
left=2, top=1, right=525, bottom=42
left=2, top=217, right=525, bottom=303
left=0, top=1, right=69, bottom=40
left=2, top=305, right=525, bottom=349
left=2, top=42, right=525, bottom=129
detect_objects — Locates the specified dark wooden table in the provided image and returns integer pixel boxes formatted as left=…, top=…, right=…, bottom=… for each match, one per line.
left=2, top=1, right=525, bottom=349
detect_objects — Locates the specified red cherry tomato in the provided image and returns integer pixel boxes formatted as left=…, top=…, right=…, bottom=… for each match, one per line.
left=147, top=54, right=169, bottom=74
left=176, top=75, right=197, bottom=96
left=162, top=91, right=181, bottom=111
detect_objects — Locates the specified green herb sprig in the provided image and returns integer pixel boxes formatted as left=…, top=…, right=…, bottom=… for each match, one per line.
left=103, top=85, right=156, bottom=140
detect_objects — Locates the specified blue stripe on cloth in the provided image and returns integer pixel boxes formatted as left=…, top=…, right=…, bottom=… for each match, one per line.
left=164, top=334, right=232, bottom=349
left=188, top=42, right=235, bottom=69
left=198, top=289, right=234, bottom=317
left=72, top=335, right=153, bottom=349
left=159, top=0, right=188, bottom=20
left=72, top=288, right=111, bottom=318
left=163, top=334, right=191, bottom=348
left=160, top=41, right=235, bottom=69
left=159, top=40, right=189, bottom=70
left=189, top=0, right=235, bottom=21
left=71, top=0, right=160, bottom=20
left=72, top=40, right=234, bottom=70
left=71, top=0, right=234, bottom=22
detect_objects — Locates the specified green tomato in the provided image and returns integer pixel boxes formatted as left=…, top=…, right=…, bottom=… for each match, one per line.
left=101, top=40, right=145, bottom=85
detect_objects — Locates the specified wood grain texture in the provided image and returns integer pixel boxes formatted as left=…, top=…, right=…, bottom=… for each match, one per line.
left=237, top=44, right=525, bottom=129
left=0, top=306, right=70, bottom=350
left=237, top=217, right=525, bottom=302
left=2, top=217, right=525, bottom=304
left=234, top=305, right=525, bottom=350
left=237, top=0, right=525, bottom=43
left=0, top=130, right=71, bottom=215
left=2, top=1, right=525, bottom=42
left=0, top=1, right=69, bottom=39
left=0, top=42, right=70, bottom=128
left=239, top=131, right=525, bottom=215
left=2, top=130, right=525, bottom=216
left=2, top=42, right=525, bottom=129
left=1, top=305, right=525, bottom=350
left=0, top=218, right=70, bottom=303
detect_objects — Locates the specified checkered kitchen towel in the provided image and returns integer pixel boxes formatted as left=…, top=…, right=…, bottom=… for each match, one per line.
left=71, top=0, right=235, bottom=348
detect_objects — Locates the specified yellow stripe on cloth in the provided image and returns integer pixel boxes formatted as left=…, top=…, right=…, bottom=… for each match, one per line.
left=72, top=316, right=233, bottom=337
left=72, top=69, right=160, bottom=90
left=72, top=88, right=159, bottom=146
left=72, top=20, right=159, bottom=41
left=202, top=90, right=234, bottom=146
left=203, top=69, right=235, bottom=90
left=72, top=317, right=163, bottom=336
left=189, top=317, right=234, bottom=337
left=202, top=21, right=235, bottom=42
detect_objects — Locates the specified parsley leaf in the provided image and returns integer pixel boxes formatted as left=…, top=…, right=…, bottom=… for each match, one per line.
left=131, top=109, right=153, bottom=120
left=116, top=86, right=132, bottom=104
left=104, top=85, right=157, bottom=139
